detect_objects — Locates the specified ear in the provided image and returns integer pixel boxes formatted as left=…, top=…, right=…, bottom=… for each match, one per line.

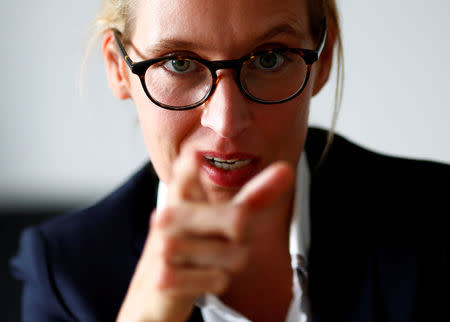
left=102, top=30, right=132, bottom=100
left=311, top=23, right=337, bottom=97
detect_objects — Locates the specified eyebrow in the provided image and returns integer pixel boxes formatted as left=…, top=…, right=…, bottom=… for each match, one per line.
left=253, top=23, right=307, bottom=46
left=143, top=22, right=307, bottom=57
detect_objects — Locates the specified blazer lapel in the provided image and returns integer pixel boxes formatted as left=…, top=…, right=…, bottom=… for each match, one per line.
left=305, top=128, right=381, bottom=322
left=374, top=242, right=421, bottom=322
left=187, top=306, right=205, bottom=322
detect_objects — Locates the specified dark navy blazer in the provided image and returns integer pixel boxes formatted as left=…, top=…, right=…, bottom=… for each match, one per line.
left=10, top=128, right=450, bottom=322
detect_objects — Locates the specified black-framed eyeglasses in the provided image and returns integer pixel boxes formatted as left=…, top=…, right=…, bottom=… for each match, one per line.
left=113, top=20, right=327, bottom=111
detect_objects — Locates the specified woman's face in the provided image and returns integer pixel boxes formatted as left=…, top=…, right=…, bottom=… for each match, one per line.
left=122, top=0, right=327, bottom=202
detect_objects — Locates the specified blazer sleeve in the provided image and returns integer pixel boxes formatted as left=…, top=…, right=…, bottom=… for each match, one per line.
left=10, top=227, right=77, bottom=322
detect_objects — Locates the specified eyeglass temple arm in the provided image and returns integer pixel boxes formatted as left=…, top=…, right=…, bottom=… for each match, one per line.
left=315, top=18, right=327, bottom=58
left=113, top=29, right=134, bottom=69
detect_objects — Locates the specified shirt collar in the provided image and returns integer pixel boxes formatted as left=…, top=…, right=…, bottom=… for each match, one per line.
left=290, top=151, right=311, bottom=266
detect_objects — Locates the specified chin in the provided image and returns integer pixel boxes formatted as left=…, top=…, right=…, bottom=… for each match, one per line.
left=201, top=178, right=242, bottom=203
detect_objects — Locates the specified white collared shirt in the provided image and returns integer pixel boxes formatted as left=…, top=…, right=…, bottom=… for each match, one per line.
left=157, top=152, right=311, bottom=322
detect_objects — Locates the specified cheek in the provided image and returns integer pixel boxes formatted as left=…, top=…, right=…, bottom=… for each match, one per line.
left=127, top=77, right=172, bottom=182
left=257, top=96, right=310, bottom=166
left=132, top=86, right=201, bottom=183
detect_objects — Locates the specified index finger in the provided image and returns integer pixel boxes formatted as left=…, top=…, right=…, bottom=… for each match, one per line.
left=168, top=150, right=206, bottom=204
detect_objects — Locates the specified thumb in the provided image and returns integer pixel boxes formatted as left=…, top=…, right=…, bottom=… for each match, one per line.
left=232, top=161, right=295, bottom=211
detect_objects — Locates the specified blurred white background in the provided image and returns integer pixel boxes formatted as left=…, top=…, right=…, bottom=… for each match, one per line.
left=1, top=0, right=449, bottom=211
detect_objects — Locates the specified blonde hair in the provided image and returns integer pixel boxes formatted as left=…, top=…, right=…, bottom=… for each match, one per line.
left=307, top=0, right=345, bottom=162
left=83, top=0, right=344, bottom=160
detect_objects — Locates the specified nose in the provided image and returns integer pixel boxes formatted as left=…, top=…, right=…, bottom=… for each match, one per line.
left=200, top=71, right=253, bottom=138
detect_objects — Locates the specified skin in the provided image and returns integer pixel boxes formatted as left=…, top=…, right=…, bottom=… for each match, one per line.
left=102, top=0, right=335, bottom=321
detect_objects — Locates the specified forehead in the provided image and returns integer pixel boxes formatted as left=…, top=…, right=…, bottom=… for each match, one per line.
left=133, top=0, right=311, bottom=57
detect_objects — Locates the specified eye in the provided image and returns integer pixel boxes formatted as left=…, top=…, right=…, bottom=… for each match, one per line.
left=254, top=51, right=285, bottom=70
left=163, top=59, right=194, bottom=73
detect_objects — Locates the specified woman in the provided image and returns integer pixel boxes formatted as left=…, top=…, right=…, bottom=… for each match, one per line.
left=11, top=0, right=449, bottom=321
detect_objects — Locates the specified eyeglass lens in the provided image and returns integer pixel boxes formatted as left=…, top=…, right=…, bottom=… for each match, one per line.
left=144, top=51, right=307, bottom=108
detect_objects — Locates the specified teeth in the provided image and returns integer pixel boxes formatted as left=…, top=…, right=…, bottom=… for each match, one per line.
left=204, top=156, right=239, bottom=162
left=204, top=156, right=252, bottom=170
left=212, top=159, right=252, bottom=170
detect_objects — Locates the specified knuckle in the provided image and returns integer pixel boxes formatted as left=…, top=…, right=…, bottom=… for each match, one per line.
left=158, top=235, right=181, bottom=259
left=153, top=207, right=176, bottom=229
left=155, top=264, right=176, bottom=291
left=176, top=186, right=191, bottom=200
left=229, top=206, right=248, bottom=238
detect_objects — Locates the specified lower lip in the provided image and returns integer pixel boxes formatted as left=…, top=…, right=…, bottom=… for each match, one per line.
left=201, top=157, right=261, bottom=188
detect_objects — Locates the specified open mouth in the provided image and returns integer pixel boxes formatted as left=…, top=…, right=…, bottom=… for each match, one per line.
left=204, top=156, right=252, bottom=170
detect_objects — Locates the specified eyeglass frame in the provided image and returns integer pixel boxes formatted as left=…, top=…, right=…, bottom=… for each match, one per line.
left=113, top=19, right=327, bottom=111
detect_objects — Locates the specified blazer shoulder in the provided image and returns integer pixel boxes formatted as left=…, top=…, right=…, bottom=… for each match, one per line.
left=307, top=127, right=450, bottom=236
left=307, top=127, right=450, bottom=176
left=10, top=161, right=159, bottom=322
left=40, top=161, right=158, bottom=243
left=10, top=226, right=78, bottom=321
left=307, top=126, right=450, bottom=187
